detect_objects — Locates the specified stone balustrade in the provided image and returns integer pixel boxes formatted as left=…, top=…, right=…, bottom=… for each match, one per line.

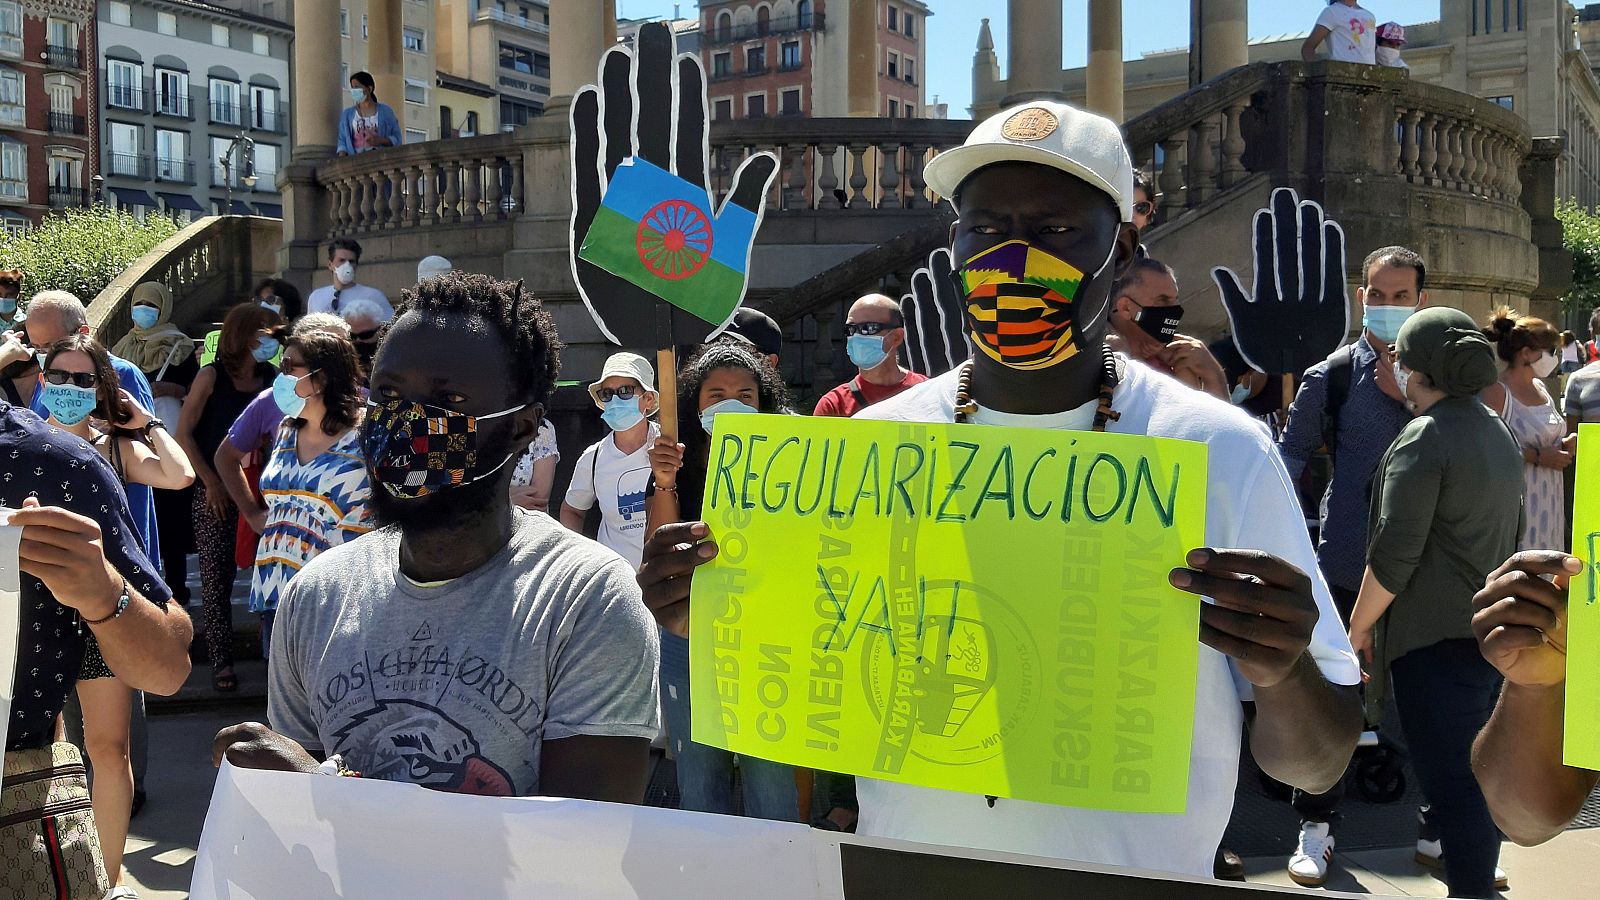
left=315, top=133, right=527, bottom=238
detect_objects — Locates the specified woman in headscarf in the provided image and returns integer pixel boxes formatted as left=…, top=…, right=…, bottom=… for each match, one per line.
left=112, top=281, right=201, bottom=606
left=1347, top=308, right=1524, bottom=899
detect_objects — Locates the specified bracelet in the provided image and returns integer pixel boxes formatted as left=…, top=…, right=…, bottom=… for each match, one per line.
left=316, top=754, right=362, bottom=778
left=656, top=484, right=678, bottom=493
left=82, top=578, right=131, bottom=626
left=143, top=418, right=166, bottom=435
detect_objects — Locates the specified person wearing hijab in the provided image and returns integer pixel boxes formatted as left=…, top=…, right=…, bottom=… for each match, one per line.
left=113, top=282, right=201, bottom=607
left=1347, top=307, right=1523, bottom=899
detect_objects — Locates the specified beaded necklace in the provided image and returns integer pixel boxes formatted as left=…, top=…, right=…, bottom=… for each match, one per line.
left=953, top=344, right=1121, bottom=431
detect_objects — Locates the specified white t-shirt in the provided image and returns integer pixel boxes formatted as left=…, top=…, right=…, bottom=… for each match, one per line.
left=307, top=282, right=394, bottom=319
left=1316, top=3, right=1377, bottom=64
left=563, top=421, right=659, bottom=570
left=854, top=358, right=1361, bottom=879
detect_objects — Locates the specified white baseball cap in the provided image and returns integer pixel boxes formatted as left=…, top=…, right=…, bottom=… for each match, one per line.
left=417, top=255, right=453, bottom=281
left=588, top=352, right=657, bottom=406
left=924, top=100, right=1134, bottom=222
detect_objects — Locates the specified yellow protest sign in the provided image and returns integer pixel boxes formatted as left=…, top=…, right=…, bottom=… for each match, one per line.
left=1567, top=423, right=1600, bottom=770
left=688, top=414, right=1208, bottom=813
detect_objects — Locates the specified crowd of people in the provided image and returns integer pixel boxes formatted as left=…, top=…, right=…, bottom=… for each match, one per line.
left=2, top=88, right=1597, bottom=900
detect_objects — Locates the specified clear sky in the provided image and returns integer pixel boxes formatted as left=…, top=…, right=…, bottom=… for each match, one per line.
left=613, top=1, right=1444, bottom=118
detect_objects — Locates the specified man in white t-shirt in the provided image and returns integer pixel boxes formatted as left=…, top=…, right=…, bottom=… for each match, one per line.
left=561, top=352, right=660, bottom=570
left=1303, top=0, right=1377, bottom=65
left=306, top=237, right=394, bottom=320
left=638, top=100, right=1363, bottom=880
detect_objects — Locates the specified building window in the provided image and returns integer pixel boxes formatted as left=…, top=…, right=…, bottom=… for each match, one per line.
left=210, top=136, right=232, bottom=186
left=47, top=81, right=71, bottom=116
left=108, top=60, right=141, bottom=110
left=49, top=155, right=80, bottom=190
left=904, top=57, right=915, bottom=84
left=404, top=27, right=425, bottom=53
left=781, top=41, right=800, bottom=70
left=464, top=111, right=479, bottom=135
left=797, top=0, right=813, bottom=28
left=0, top=139, right=25, bottom=200
left=405, top=127, right=427, bottom=144
left=716, top=10, right=732, bottom=42
left=210, top=78, right=240, bottom=124
left=499, top=43, right=548, bottom=77
left=155, top=129, right=188, bottom=181
left=109, top=2, right=132, bottom=27
left=904, top=12, right=915, bottom=37
left=756, top=6, right=770, bottom=35
left=713, top=52, right=732, bottom=77
left=253, top=34, right=270, bottom=55
left=746, top=45, right=766, bottom=73
left=888, top=98, right=899, bottom=117
left=501, top=97, right=541, bottom=128
left=888, top=5, right=898, bottom=30
left=154, top=69, right=189, bottom=117
left=1489, top=95, right=1514, bottom=111
left=0, top=1, right=19, bottom=59
left=361, top=14, right=368, bottom=39
left=157, top=11, right=176, bottom=36
left=212, top=24, right=230, bottom=47
left=0, top=66, right=18, bottom=126
left=714, top=98, right=732, bottom=121
left=887, top=51, right=898, bottom=79
left=781, top=88, right=801, bottom=116
left=108, top=121, right=141, bottom=176
left=250, top=85, right=279, bottom=131
left=340, top=8, right=349, bottom=36
left=746, top=93, right=766, bottom=118
left=404, top=78, right=427, bottom=105
left=254, top=143, right=278, bottom=182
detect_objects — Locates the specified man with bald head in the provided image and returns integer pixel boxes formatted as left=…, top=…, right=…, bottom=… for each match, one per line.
left=812, top=293, right=927, bottom=417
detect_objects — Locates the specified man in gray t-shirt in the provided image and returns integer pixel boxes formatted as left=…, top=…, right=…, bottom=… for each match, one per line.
left=1564, top=361, right=1600, bottom=428
left=214, top=273, right=660, bottom=803
left=267, top=515, right=658, bottom=795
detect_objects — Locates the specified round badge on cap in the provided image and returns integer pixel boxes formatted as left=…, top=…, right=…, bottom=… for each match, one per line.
left=1000, top=107, right=1060, bottom=142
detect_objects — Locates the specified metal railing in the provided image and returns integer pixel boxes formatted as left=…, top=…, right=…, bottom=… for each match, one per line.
left=154, top=158, right=196, bottom=184
left=106, top=152, right=152, bottom=179
left=153, top=91, right=192, bottom=119
left=475, top=6, right=549, bottom=33
left=45, top=43, right=82, bottom=69
left=210, top=100, right=243, bottom=126
left=705, top=12, right=824, bottom=45
left=47, top=111, right=84, bottom=135
left=48, top=186, right=88, bottom=209
left=107, top=84, right=145, bottom=112
left=249, top=106, right=285, bottom=134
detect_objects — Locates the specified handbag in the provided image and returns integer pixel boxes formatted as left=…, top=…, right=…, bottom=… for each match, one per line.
left=150, top=344, right=186, bottom=427
left=0, top=743, right=108, bottom=900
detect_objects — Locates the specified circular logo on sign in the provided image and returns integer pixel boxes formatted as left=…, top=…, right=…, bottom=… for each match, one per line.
left=637, top=199, right=713, bottom=281
left=1001, top=107, right=1060, bottom=142
left=858, top=579, right=1040, bottom=768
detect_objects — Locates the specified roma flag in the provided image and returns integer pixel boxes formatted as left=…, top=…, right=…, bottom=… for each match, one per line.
left=578, top=157, right=757, bottom=327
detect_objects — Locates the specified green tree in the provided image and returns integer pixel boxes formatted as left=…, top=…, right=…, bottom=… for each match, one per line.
left=1556, top=198, right=1600, bottom=322
left=0, top=205, right=178, bottom=307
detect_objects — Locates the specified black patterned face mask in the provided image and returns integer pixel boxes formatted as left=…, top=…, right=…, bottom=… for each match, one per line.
left=361, top=399, right=523, bottom=499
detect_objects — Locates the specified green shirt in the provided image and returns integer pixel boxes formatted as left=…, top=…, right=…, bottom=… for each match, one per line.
left=1368, top=397, right=1523, bottom=672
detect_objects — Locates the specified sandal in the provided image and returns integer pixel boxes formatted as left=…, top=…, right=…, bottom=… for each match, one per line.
left=212, top=667, right=238, bottom=693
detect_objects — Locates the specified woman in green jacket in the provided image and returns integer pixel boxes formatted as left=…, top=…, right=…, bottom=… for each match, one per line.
left=1348, top=307, right=1523, bottom=899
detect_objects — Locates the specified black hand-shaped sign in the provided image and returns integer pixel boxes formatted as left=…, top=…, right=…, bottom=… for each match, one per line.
left=571, top=22, right=779, bottom=348
left=900, top=247, right=971, bottom=378
left=1211, top=188, right=1350, bottom=377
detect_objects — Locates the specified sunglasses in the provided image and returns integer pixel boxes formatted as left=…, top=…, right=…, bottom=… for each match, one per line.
left=352, top=327, right=381, bottom=342
left=596, top=385, right=641, bottom=401
left=43, top=368, right=97, bottom=389
left=844, top=321, right=901, bottom=337
left=1133, top=200, right=1155, bottom=216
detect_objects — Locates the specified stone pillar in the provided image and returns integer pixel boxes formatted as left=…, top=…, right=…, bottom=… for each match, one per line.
left=971, top=18, right=1002, bottom=120
left=549, top=0, right=607, bottom=109
left=602, top=0, right=617, bottom=46
left=366, top=0, right=404, bottom=117
left=847, top=0, right=879, bottom=116
left=1196, top=0, right=1248, bottom=83
left=291, top=0, right=342, bottom=157
left=1003, top=0, right=1064, bottom=105
left=1085, top=0, right=1123, bottom=121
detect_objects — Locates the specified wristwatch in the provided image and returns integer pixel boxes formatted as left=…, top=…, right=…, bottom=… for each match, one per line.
left=83, top=578, right=131, bottom=626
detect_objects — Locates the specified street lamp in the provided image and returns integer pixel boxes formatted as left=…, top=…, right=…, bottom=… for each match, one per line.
left=219, top=132, right=257, bottom=215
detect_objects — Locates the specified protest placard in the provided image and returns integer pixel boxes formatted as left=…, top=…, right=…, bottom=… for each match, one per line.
left=687, top=415, right=1208, bottom=813
left=1566, top=423, right=1600, bottom=770
left=0, top=506, right=19, bottom=781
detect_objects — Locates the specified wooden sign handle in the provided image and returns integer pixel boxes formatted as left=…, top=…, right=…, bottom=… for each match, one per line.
left=656, top=347, right=678, bottom=445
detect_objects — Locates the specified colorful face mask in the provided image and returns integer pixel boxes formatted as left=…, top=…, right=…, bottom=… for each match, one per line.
left=958, top=240, right=1117, bottom=371
left=362, top=398, right=524, bottom=499
left=41, top=382, right=97, bottom=426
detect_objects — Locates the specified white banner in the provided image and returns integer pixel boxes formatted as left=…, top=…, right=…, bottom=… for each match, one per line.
left=193, top=763, right=1383, bottom=900
left=0, top=508, right=21, bottom=780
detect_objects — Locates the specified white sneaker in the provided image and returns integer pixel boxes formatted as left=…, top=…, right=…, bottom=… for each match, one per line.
left=104, top=888, right=139, bottom=900
left=1414, top=825, right=1509, bottom=890
left=1288, top=821, right=1336, bottom=886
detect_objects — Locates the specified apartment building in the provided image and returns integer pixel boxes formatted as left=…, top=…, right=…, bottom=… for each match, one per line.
left=0, top=0, right=96, bottom=234
left=435, top=0, right=551, bottom=132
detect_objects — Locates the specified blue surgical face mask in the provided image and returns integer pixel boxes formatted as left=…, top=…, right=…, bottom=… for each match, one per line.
left=0, top=297, right=16, bottom=317
left=253, top=337, right=280, bottom=363
left=260, top=300, right=283, bottom=316
left=350, top=87, right=367, bottom=103
left=699, top=398, right=759, bottom=435
left=272, top=371, right=309, bottom=417
left=41, top=382, right=97, bottom=426
left=1363, top=304, right=1417, bottom=344
left=846, top=334, right=889, bottom=370
left=130, top=305, right=160, bottom=330
left=1230, top=383, right=1253, bottom=405
left=600, top=395, right=645, bottom=432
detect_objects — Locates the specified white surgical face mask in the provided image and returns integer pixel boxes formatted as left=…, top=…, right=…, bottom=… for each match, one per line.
left=1531, top=350, right=1559, bottom=379
left=1393, top=361, right=1412, bottom=400
left=334, top=261, right=356, bottom=286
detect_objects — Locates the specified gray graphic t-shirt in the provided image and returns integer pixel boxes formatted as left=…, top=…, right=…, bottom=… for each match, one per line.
left=268, top=510, right=660, bottom=796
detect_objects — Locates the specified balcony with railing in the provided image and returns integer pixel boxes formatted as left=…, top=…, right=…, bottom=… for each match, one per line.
left=153, top=91, right=192, bottom=120
left=249, top=106, right=285, bottom=134
left=106, top=152, right=152, bottom=179
left=475, top=6, right=549, bottom=33
left=48, top=186, right=88, bottom=209
left=154, top=158, right=196, bottom=184
left=47, top=111, right=85, bottom=135
left=107, top=84, right=146, bottom=112
left=45, top=43, right=82, bottom=70
left=705, top=12, right=823, bottom=46
left=210, top=100, right=243, bottom=127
